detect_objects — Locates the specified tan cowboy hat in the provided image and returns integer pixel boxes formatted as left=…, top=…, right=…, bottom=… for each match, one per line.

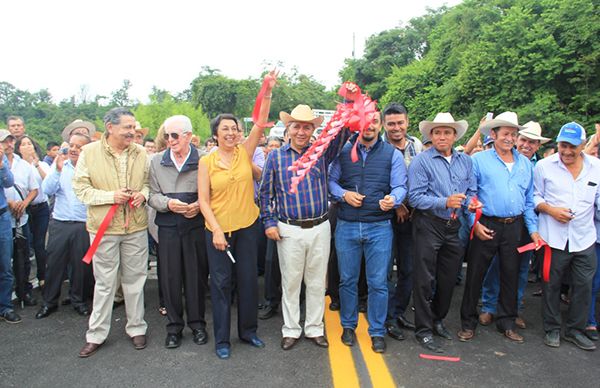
left=519, top=121, right=551, bottom=144
left=279, top=105, right=324, bottom=128
left=61, top=119, right=96, bottom=142
left=135, top=121, right=149, bottom=137
left=480, top=111, right=525, bottom=136
left=418, top=112, right=468, bottom=141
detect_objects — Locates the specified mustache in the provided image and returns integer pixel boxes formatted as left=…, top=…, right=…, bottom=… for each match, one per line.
left=121, top=133, right=134, bottom=139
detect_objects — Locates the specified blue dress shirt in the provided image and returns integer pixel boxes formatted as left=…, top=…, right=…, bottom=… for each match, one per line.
left=42, top=160, right=87, bottom=222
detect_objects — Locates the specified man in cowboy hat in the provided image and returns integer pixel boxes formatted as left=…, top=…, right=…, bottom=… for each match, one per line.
left=459, top=111, right=541, bottom=344
left=479, top=120, right=551, bottom=329
left=329, top=110, right=408, bottom=354
left=259, top=84, right=358, bottom=351
left=534, top=122, right=600, bottom=350
left=61, top=119, right=97, bottom=142
left=408, top=113, right=479, bottom=352
left=134, top=122, right=149, bottom=145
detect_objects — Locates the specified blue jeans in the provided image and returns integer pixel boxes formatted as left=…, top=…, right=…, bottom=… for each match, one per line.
left=481, top=252, right=530, bottom=314
left=587, top=243, right=600, bottom=326
left=387, top=220, right=412, bottom=320
left=0, top=211, right=14, bottom=314
left=336, top=219, right=393, bottom=337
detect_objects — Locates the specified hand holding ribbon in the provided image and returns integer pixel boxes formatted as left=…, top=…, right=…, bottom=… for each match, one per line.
left=252, top=69, right=279, bottom=129
left=518, top=235, right=551, bottom=282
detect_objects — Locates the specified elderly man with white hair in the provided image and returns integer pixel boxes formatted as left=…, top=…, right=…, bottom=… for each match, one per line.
left=148, top=115, right=209, bottom=349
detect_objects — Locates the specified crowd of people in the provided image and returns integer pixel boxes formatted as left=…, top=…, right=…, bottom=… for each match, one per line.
left=1, top=75, right=599, bottom=361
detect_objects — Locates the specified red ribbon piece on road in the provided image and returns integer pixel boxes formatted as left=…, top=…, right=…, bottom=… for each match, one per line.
left=419, top=354, right=461, bottom=362
left=518, top=239, right=551, bottom=282
left=251, top=76, right=275, bottom=129
left=469, top=196, right=482, bottom=240
left=82, top=200, right=133, bottom=264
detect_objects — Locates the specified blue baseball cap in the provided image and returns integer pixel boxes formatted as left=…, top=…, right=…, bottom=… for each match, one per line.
left=556, top=122, right=586, bottom=146
left=483, top=136, right=494, bottom=146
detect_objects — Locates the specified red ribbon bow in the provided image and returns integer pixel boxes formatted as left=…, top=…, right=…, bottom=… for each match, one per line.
left=518, top=239, right=551, bottom=282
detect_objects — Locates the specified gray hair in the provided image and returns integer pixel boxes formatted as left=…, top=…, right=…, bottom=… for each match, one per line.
left=163, top=115, right=193, bottom=134
left=103, top=107, right=134, bottom=126
left=266, top=136, right=282, bottom=145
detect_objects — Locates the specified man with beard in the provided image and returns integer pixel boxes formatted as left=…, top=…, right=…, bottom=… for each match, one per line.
left=330, top=111, right=407, bottom=353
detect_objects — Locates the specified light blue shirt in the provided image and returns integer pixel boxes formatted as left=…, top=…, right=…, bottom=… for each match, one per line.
left=470, top=147, right=537, bottom=234
left=0, top=156, right=14, bottom=209
left=533, top=153, right=600, bottom=252
left=42, top=160, right=87, bottom=222
left=329, top=141, right=407, bottom=207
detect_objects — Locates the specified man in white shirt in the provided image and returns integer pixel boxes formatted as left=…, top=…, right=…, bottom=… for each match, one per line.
left=534, top=122, right=600, bottom=351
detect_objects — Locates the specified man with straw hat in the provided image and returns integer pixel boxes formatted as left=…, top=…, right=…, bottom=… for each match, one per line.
left=134, top=121, right=149, bottom=145
left=61, top=120, right=96, bottom=142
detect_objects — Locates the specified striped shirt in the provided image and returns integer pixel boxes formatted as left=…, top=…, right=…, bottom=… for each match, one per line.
left=259, top=130, right=350, bottom=229
left=408, top=147, right=477, bottom=219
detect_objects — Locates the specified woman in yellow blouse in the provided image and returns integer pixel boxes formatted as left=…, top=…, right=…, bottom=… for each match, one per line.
left=198, top=71, right=276, bottom=359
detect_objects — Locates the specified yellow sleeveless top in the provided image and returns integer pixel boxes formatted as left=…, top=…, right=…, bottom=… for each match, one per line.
left=200, top=145, right=259, bottom=233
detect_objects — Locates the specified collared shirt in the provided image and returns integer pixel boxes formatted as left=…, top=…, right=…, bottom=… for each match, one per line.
left=259, top=130, right=351, bottom=229
left=0, top=156, right=14, bottom=209
left=533, top=153, right=600, bottom=252
left=408, top=147, right=477, bottom=219
left=470, top=147, right=537, bottom=234
left=5, top=154, right=38, bottom=227
left=384, top=134, right=423, bottom=166
left=42, top=160, right=87, bottom=222
left=169, top=146, right=191, bottom=172
left=329, top=140, right=407, bottom=207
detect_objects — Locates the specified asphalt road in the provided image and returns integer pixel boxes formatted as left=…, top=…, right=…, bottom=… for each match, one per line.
left=2, top=270, right=599, bottom=388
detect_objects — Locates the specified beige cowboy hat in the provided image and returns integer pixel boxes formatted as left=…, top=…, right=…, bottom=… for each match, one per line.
left=480, top=111, right=525, bottom=136
left=518, top=121, right=551, bottom=144
left=135, top=121, right=149, bottom=137
left=61, top=119, right=96, bottom=142
left=279, top=105, right=324, bottom=128
left=418, top=112, right=468, bottom=141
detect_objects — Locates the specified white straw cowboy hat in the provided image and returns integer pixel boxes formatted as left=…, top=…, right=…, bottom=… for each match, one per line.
left=518, top=121, right=551, bottom=144
left=135, top=121, right=149, bottom=137
left=279, top=105, right=324, bottom=128
left=61, top=119, right=96, bottom=142
left=479, top=111, right=525, bottom=136
left=418, top=112, right=468, bottom=141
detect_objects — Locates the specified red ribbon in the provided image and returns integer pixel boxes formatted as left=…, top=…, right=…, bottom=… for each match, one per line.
left=419, top=354, right=461, bottom=362
left=518, top=239, right=551, bottom=282
left=82, top=200, right=133, bottom=264
left=252, top=76, right=274, bottom=129
left=469, top=196, right=482, bottom=240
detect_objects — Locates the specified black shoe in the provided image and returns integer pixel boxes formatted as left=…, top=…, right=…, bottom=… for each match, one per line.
left=385, top=321, right=405, bottom=341
left=242, top=336, right=265, bottom=348
left=565, top=330, right=596, bottom=351
left=433, top=321, right=453, bottom=340
left=417, top=335, right=443, bottom=353
left=0, top=310, right=22, bottom=324
left=341, top=328, right=356, bottom=346
left=19, top=293, right=37, bottom=307
left=329, top=300, right=340, bottom=311
left=74, top=305, right=90, bottom=316
left=258, top=305, right=277, bottom=320
left=397, top=315, right=416, bottom=330
left=165, top=333, right=182, bottom=349
left=358, top=300, right=367, bottom=313
left=35, top=305, right=57, bottom=319
left=192, top=328, right=208, bottom=345
left=371, top=336, right=386, bottom=353
left=544, top=330, right=560, bottom=348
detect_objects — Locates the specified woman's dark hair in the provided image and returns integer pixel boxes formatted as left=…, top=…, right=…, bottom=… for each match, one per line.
left=14, top=135, right=35, bottom=158
left=210, top=114, right=239, bottom=137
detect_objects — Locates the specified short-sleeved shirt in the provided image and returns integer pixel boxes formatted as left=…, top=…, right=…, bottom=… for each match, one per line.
left=201, top=145, right=259, bottom=233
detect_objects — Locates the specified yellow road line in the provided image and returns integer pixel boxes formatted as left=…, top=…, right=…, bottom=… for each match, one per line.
left=356, top=312, right=396, bottom=388
left=324, top=296, right=360, bottom=388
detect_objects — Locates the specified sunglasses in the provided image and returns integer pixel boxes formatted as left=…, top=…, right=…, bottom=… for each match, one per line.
left=163, top=132, right=183, bottom=140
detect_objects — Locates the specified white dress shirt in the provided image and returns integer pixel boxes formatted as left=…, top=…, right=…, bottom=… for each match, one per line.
left=533, top=153, right=600, bottom=252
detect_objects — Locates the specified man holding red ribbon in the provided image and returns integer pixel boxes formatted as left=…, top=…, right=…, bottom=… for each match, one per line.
left=534, top=122, right=600, bottom=351
left=73, top=107, right=150, bottom=358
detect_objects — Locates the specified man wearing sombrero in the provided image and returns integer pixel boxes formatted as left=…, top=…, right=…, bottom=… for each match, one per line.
left=459, top=111, right=541, bottom=344
left=134, top=121, right=149, bottom=145
left=408, top=112, right=479, bottom=353
left=259, top=84, right=358, bottom=351
left=61, top=119, right=96, bottom=143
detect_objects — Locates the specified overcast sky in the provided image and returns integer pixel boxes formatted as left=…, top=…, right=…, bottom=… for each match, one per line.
left=2, top=0, right=461, bottom=102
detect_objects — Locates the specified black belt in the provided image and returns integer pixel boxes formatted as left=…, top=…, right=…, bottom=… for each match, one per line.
left=418, top=210, right=460, bottom=227
left=482, top=215, right=523, bottom=224
left=0, top=207, right=7, bottom=217
left=29, top=202, right=48, bottom=210
left=279, top=214, right=328, bottom=229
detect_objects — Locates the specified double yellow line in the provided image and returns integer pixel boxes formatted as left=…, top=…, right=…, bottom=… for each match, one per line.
left=323, top=297, right=396, bottom=388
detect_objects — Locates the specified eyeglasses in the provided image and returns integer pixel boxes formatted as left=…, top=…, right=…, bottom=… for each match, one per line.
left=163, top=132, right=181, bottom=140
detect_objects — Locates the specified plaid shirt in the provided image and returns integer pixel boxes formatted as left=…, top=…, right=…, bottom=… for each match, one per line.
left=259, top=129, right=351, bottom=229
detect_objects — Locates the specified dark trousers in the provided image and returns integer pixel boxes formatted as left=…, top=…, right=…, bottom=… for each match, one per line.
left=42, top=220, right=92, bottom=308
left=28, top=202, right=49, bottom=282
left=158, top=226, right=208, bottom=334
left=460, top=216, right=524, bottom=331
left=263, top=238, right=281, bottom=306
left=206, top=221, right=259, bottom=349
left=542, top=243, right=597, bottom=333
left=12, top=222, right=32, bottom=299
left=388, top=218, right=413, bottom=320
left=412, top=213, right=463, bottom=337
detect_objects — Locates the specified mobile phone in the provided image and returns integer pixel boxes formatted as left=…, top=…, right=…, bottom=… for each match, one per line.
left=486, top=112, right=494, bottom=121
left=60, top=147, right=68, bottom=155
